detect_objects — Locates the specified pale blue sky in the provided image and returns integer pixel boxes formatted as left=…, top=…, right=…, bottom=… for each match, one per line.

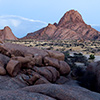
left=0, top=0, right=100, bottom=37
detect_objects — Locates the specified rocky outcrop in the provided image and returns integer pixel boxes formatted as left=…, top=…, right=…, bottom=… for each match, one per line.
left=0, top=43, right=100, bottom=99
left=0, top=42, right=70, bottom=84
left=0, top=26, right=17, bottom=40
left=23, top=10, right=100, bottom=40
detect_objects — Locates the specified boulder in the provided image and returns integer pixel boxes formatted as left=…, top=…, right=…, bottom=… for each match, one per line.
left=87, top=61, right=100, bottom=92
left=46, top=66, right=60, bottom=82
left=34, top=55, right=43, bottom=66
left=3, top=43, right=49, bottom=57
left=34, top=77, right=50, bottom=85
left=0, top=45, right=11, bottom=57
left=0, top=53, right=10, bottom=67
left=22, top=83, right=100, bottom=100
left=6, top=60, right=21, bottom=77
left=59, top=61, right=71, bottom=75
left=33, top=66, right=53, bottom=82
left=44, top=57, right=60, bottom=69
left=0, top=66, right=6, bottom=75
left=0, top=54, right=10, bottom=75
left=46, top=50, right=65, bottom=61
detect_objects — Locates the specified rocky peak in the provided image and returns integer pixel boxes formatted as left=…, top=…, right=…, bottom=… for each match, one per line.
left=58, top=10, right=85, bottom=27
left=0, top=26, right=18, bottom=40
left=47, top=23, right=57, bottom=28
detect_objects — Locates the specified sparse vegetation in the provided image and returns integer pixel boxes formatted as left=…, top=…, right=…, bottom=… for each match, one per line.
left=89, top=54, right=95, bottom=60
left=5, top=39, right=100, bottom=55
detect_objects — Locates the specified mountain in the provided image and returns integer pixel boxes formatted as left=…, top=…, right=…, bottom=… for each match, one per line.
left=23, top=10, right=100, bottom=40
left=0, top=26, right=17, bottom=40
left=0, top=15, right=47, bottom=38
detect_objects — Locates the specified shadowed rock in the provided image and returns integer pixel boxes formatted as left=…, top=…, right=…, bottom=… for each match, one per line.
left=0, top=54, right=10, bottom=75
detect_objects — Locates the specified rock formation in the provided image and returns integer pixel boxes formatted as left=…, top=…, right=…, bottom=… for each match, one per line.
left=23, top=10, right=100, bottom=40
left=0, top=43, right=100, bottom=99
left=0, top=26, right=17, bottom=40
left=0, top=42, right=70, bottom=83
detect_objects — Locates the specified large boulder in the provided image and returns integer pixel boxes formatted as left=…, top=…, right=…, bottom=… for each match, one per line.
left=22, top=82, right=100, bottom=100
left=6, top=60, right=21, bottom=77
left=87, top=61, right=100, bottom=92
left=44, top=57, right=70, bottom=75
left=46, top=50, right=65, bottom=60
left=0, top=54, right=10, bottom=75
left=33, top=66, right=60, bottom=82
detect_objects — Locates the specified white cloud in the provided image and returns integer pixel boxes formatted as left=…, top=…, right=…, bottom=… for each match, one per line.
left=0, top=15, right=47, bottom=24
left=0, top=18, right=21, bottom=27
left=0, top=15, right=48, bottom=38
left=10, top=19, right=21, bottom=27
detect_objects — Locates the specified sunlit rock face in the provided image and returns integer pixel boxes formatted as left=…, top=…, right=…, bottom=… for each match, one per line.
left=23, top=10, right=100, bottom=40
left=0, top=26, right=17, bottom=40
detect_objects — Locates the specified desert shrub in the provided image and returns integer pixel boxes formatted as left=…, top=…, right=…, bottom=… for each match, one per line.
left=89, top=54, right=95, bottom=60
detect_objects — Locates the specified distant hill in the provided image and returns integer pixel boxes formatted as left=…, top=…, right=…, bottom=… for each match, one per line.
left=0, top=26, right=17, bottom=40
left=23, top=10, right=100, bottom=40
left=0, top=15, right=47, bottom=38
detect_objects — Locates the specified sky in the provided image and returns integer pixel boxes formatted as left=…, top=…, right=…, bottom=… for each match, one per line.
left=0, top=0, right=100, bottom=38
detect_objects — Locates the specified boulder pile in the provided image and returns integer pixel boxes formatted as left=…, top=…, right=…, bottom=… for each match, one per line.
left=0, top=43, right=100, bottom=100
left=0, top=42, right=70, bottom=85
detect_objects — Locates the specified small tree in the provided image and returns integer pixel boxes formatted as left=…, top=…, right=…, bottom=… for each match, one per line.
left=89, top=54, right=95, bottom=60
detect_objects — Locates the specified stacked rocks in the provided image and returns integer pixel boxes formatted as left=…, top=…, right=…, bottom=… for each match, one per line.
left=0, top=43, right=70, bottom=85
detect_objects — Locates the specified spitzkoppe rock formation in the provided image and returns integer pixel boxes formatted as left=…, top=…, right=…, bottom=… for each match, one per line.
left=0, top=26, right=17, bottom=40
left=23, top=10, right=100, bottom=40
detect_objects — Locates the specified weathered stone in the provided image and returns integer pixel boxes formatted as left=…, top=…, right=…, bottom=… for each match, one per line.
left=33, top=66, right=53, bottom=82
left=0, top=53, right=10, bottom=68
left=6, top=60, right=21, bottom=77
left=10, top=49, right=24, bottom=57
left=34, top=55, right=43, bottom=66
left=0, top=66, right=6, bottom=75
left=59, top=61, right=71, bottom=75
left=44, top=57, right=60, bottom=69
left=34, top=77, right=50, bottom=85
left=46, top=66, right=60, bottom=82
left=12, top=56, right=30, bottom=64
left=0, top=26, right=17, bottom=40
left=3, top=43, right=49, bottom=57
left=22, top=83, right=100, bottom=100
left=46, top=50, right=65, bottom=61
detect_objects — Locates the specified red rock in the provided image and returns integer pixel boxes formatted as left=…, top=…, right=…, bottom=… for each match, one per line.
left=0, top=66, right=6, bottom=75
left=0, top=26, right=17, bottom=40
left=46, top=50, right=65, bottom=61
left=6, top=60, right=21, bottom=77
left=59, top=61, right=71, bottom=75
left=33, top=66, right=53, bottom=82
left=34, top=55, right=43, bottom=66
left=22, top=10, right=100, bottom=40
left=12, top=56, right=30, bottom=64
left=46, top=66, right=60, bottom=82
left=3, top=43, right=48, bottom=58
left=44, top=57, right=60, bottom=69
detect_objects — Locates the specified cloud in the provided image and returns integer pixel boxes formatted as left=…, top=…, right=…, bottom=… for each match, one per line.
left=0, top=18, right=21, bottom=27
left=0, top=15, right=48, bottom=38
left=0, top=15, right=47, bottom=25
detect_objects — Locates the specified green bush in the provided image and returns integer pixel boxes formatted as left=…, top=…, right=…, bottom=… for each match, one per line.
left=89, top=54, right=95, bottom=60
